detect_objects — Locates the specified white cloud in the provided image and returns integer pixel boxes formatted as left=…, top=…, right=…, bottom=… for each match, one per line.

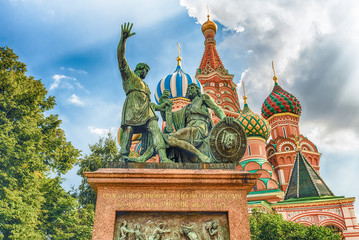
left=50, top=74, right=67, bottom=90
left=60, top=66, right=88, bottom=74
left=50, top=74, right=83, bottom=91
left=68, top=94, right=85, bottom=106
left=236, top=80, right=243, bottom=105
left=88, top=126, right=116, bottom=136
left=302, top=122, right=359, bottom=153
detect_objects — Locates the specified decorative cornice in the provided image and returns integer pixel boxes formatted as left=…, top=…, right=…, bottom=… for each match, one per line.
left=247, top=137, right=267, bottom=142
left=172, top=97, right=191, bottom=102
left=273, top=197, right=355, bottom=210
left=196, top=70, right=234, bottom=80
left=267, top=112, right=300, bottom=122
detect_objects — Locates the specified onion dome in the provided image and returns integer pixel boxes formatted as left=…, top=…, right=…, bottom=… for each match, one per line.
left=236, top=85, right=270, bottom=140
left=155, top=53, right=203, bottom=104
left=237, top=103, right=271, bottom=140
left=201, top=14, right=217, bottom=34
left=261, top=63, right=302, bottom=119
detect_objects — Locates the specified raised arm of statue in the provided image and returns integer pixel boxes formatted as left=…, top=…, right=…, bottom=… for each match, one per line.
left=203, top=94, right=233, bottom=125
left=151, top=102, right=170, bottom=112
left=202, top=94, right=225, bottom=119
left=117, top=22, right=136, bottom=80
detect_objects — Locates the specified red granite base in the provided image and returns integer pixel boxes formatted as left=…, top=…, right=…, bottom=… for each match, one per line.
left=84, top=168, right=259, bottom=240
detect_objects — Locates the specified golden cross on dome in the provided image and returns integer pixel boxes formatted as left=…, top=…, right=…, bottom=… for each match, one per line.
left=177, top=43, right=182, bottom=66
left=207, top=5, right=211, bottom=20
left=242, top=81, right=248, bottom=104
left=272, top=61, right=278, bottom=84
left=177, top=43, right=181, bottom=57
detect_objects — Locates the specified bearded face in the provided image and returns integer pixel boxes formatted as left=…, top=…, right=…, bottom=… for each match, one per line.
left=134, top=63, right=150, bottom=79
left=186, top=84, right=199, bottom=100
left=134, top=68, right=148, bottom=79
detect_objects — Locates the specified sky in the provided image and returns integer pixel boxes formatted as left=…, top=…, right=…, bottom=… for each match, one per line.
left=1, top=0, right=359, bottom=215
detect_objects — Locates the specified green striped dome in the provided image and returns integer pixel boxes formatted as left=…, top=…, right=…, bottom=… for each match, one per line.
left=236, top=103, right=271, bottom=140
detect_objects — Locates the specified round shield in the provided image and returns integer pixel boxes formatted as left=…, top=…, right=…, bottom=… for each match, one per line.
left=209, top=120, right=247, bottom=163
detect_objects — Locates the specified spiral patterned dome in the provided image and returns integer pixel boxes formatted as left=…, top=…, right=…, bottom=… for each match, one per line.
left=261, top=82, right=302, bottom=119
left=237, top=103, right=271, bottom=140
left=154, top=64, right=203, bottom=104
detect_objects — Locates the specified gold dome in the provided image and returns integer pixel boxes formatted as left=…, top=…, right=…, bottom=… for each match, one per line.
left=201, top=14, right=217, bottom=34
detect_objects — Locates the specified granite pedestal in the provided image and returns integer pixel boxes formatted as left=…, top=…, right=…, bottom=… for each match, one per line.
left=84, top=167, right=259, bottom=239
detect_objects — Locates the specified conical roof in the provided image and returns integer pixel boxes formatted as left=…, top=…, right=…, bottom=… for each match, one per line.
left=197, top=14, right=228, bottom=76
left=284, top=151, right=334, bottom=200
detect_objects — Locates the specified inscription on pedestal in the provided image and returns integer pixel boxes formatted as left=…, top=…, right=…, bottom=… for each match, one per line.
left=103, top=192, right=243, bottom=210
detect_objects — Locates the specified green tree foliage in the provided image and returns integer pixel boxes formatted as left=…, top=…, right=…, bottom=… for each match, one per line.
left=39, top=177, right=94, bottom=240
left=249, top=209, right=342, bottom=240
left=77, top=133, right=120, bottom=207
left=0, top=46, right=93, bottom=239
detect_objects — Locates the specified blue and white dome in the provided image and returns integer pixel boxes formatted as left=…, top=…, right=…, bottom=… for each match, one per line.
left=155, top=64, right=203, bottom=104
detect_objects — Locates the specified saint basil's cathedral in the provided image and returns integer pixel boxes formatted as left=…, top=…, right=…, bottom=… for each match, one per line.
left=125, top=14, right=359, bottom=239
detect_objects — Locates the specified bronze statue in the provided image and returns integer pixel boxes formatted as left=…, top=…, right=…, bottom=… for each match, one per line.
left=158, top=90, right=174, bottom=134
left=117, top=22, right=172, bottom=163
left=164, top=83, right=234, bottom=163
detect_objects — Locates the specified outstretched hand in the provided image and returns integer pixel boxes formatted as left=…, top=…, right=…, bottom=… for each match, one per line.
left=223, top=116, right=234, bottom=125
left=121, top=22, right=136, bottom=40
left=164, top=100, right=173, bottom=107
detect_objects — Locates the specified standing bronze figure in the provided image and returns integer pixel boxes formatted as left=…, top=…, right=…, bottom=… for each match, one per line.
left=117, top=22, right=171, bottom=163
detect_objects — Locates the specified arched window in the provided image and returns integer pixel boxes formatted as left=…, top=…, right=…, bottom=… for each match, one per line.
left=325, top=225, right=342, bottom=235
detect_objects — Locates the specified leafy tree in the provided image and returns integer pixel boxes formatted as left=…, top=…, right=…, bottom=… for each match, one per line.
left=77, top=133, right=120, bottom=207
left=0, top=46, right=92, bottom=239
left=39, top=177, right=94, bottom=240
left=249, top=209, right=341, bottom=240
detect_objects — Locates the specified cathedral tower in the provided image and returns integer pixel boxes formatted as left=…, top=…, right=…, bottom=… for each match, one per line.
left=236, top=82, right=283, bottom=202
left=261, top=63, right=321, bottom=191
left=196, top=14, right=240, bottom=117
